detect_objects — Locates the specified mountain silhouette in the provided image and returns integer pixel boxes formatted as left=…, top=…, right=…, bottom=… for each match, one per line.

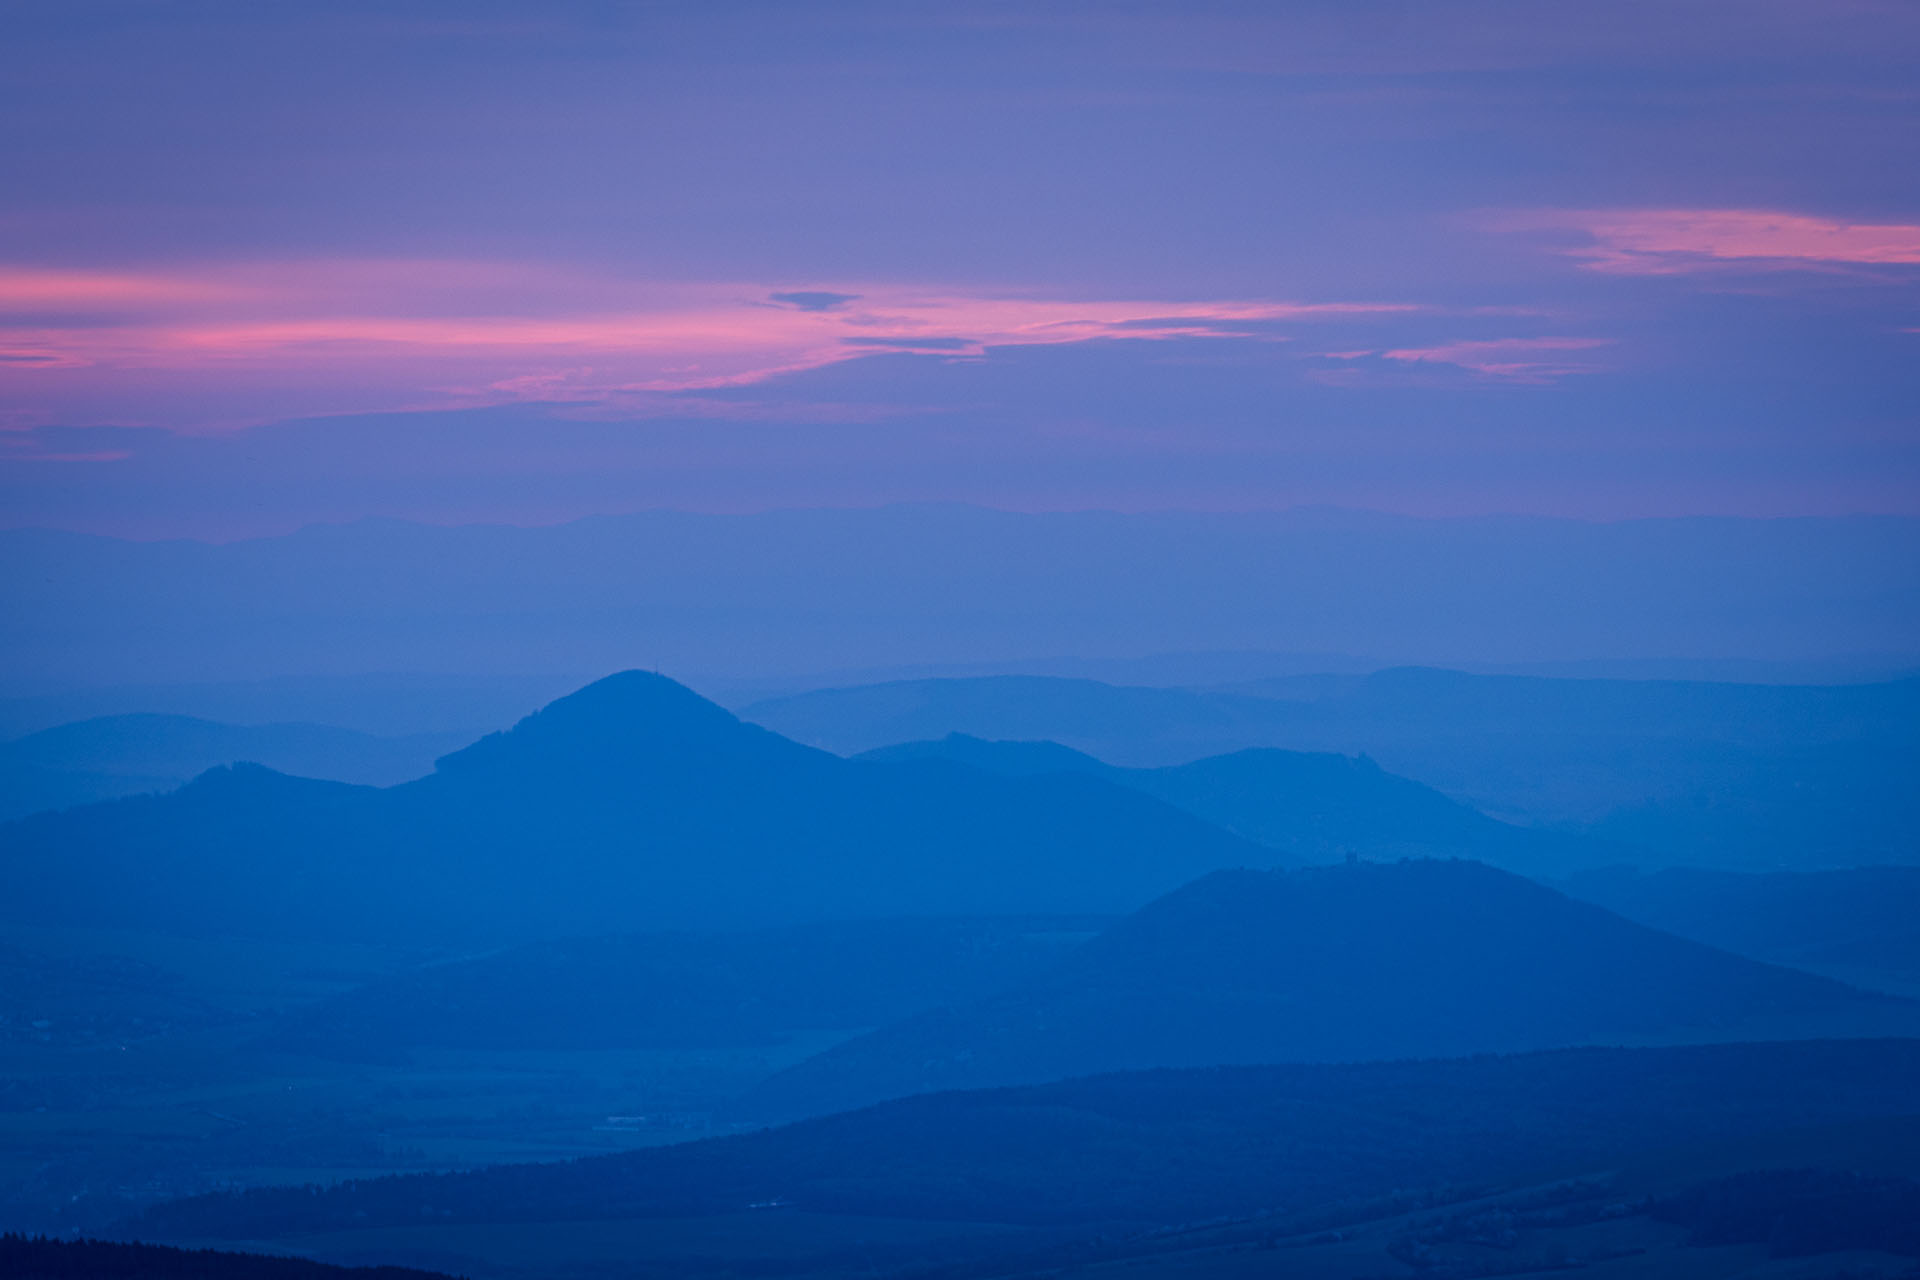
left=751, top=858, right=1917, bottom=1116
left=435, top=671, right=820, bottom=781
left=860, top=733, right=1607, bottom=870
left=0, top=672, right=1275, bottom=941
left=748, top=674, right=1283, bottom=762
left=746, top=668, right=1920, bottom=864
left=0, top=713, right=462, bottom=822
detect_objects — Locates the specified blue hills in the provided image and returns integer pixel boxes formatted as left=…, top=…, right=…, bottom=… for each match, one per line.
left=0, top=673, right=1276, bottom=940
left=0, top=714, right=464, bottom=822
left=0, top=672, right=1640, bottom=942
left=860, top=732, right=1607, bottom=870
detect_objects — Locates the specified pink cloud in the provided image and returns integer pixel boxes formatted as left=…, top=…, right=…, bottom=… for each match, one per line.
left=1493, top=208, right=1920, bottom=275
left=0, top=341, right=92, bottom=370
left=0, top=268, right=252, bottom=309
left=0, top=261, right=1419, bottom=430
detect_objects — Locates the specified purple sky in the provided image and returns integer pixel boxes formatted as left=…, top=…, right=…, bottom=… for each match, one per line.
left=3, top=0, right=1918, bottom=538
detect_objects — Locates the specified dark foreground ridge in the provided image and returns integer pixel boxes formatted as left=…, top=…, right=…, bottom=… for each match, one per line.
left=122, top=1039, right=1920, bottom=1242
left=0, top=1234, right=458, bottom=1280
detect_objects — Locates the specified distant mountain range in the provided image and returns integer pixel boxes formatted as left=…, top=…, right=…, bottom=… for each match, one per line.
left=0, top=714, right=465, bottom=822
left=10, top=663, right=1910, bottom=869
left=0, top=673, right=582, bottom=742
left=748, top=667, right=1920, bottom=864
left=0, top=673, right=1275, bottom=940
left=752, top=859, right=1917, bottom=1117
left=10, top=508, right=1915, bottom=690
left=860, top=733, right=1606, bottom=871
left=2, top=670, right=1695, bottom=943
left=1582, top=741, right=1920, bottom=870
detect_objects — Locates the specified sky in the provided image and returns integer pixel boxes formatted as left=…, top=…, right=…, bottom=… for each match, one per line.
left=3, top=0, right=1918, bottom=538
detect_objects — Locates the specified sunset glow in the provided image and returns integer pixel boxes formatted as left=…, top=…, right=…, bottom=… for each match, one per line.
left=2, top=1, right=1915, bottom=529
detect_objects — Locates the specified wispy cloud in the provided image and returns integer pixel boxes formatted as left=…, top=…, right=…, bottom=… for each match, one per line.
left=768, top=291, right=861, bottom=312
left=1320, top=337, right=1612, bottom=384
left=1495, top=208, right=1920, bottom=274
left=0, top=268, right=250, bottom=308
left=0, top=261, right=1420, bottom=430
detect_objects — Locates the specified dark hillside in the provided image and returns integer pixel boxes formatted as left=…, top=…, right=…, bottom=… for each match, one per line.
left=754, top=859, right=1917, bottom=1115
left=123, top=1040, right=1920, bottom=1243
left=271, top=916, right=1104, bottom=1054
left=1567, top=865, right=1920, bottom=990
left=0, top=1234, right=455, bottom=1280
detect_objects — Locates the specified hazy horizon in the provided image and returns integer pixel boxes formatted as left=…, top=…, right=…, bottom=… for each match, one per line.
left=7, top=504, right=1915, bottom=697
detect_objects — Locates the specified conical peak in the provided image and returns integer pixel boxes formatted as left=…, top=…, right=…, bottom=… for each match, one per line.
left=432, top=670, right=782, bottom=777
left=521, top=671, right=739, bottom=737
